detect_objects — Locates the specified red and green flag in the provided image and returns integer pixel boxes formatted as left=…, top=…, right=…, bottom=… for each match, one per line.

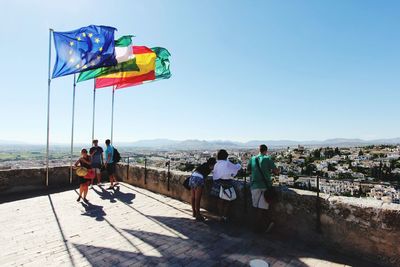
left=95, top=46, right=171, bottom=89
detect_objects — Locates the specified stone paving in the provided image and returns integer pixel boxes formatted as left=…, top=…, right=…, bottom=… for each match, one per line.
left=0, top=183, right=378, bottom=267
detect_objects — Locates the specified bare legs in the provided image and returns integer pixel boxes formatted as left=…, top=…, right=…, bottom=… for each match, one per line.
left=218, top=199, right=231, bottom=221
left=77, top=182, right=89, bottom=202
left=109, top=174, right=116, bottom=187
left=78, top=185, right=84, bottom=201
left=83, top=183, right=89, bottom=199
left=96, top=172, right=101, bottom=184
left=254, top=207, right=273, bottom=232
left=191, top=187, right=204, bottom=220
left=191, top=189, right=196, bottom=217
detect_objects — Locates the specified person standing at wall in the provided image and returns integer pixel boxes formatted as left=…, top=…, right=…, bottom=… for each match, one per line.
left=104, top=139, right=118, bottom=189
left=247, top=144, right=279, bottom=233
left=89, top=139, right=104, bottom=187
left=212, top=149, right=241, bottom=222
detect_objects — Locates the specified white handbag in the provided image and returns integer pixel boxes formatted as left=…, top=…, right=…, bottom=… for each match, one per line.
left=219, top=186, right=237, bottom=201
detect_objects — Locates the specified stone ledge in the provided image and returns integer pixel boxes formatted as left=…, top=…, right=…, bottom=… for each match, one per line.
left=0, top=164, right=399, bottom=266
left=116, top=163, right=400, bottom=267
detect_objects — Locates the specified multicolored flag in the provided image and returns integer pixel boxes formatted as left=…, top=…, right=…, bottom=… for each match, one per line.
left=115, top=47, right=171, bottom=89
left=95, top=47, right=171, bottom=89
left=95, top=46, right=157, bottom=88
left=52, top=25, right=117, bottom=78
left=77, top=35, right=138, bottom=82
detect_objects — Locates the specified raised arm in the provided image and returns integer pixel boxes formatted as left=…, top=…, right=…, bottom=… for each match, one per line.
left=228, top=161, right=241, bottom=176
left=74, top=159, right=80, bottom=167
left=246, top=159, right=252, bottom=174
left=80, top=157, right=91, bottom=165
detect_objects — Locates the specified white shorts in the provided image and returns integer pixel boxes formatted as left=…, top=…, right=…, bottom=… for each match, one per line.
left=93, top=168, right=101, bottom=175
left=251, top=189, right=269, bottom=210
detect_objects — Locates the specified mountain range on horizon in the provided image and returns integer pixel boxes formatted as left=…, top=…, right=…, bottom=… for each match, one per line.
left=1, top=138, right=400, bottom=150
left=119, top=137, right=400, bottom=150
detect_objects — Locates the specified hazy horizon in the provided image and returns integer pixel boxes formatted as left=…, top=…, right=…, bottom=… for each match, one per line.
left=1, top=136, right=400, bottom=146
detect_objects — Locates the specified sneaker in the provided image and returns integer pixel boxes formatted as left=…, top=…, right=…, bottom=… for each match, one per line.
left=76, top=197, right=81, bottom=202
left=107, top=186, right=114, bottom=190
left=196, top=215, right=205, bottom=222
left=89, top=185, right=93, bottom=189
left=83, top=198, right=89, bottom=203
left=265, top=222, right=275, bottom=233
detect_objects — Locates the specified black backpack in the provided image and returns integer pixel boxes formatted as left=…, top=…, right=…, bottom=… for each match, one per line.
left=113, top=147, right=121, bottom=163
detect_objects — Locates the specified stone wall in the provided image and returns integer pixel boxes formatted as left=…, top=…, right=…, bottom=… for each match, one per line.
left=0, top=164, right=399, bottom=266
left=0, top=166, right=73, bottom=194
left=115, top=163, right=400, bottom=267
left=273, top=189, right=400, bottom=266
left=0, top=165, right=114, bottom=195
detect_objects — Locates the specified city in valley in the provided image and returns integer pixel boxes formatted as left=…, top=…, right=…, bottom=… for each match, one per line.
left=1, top=143, right=399, bottom=204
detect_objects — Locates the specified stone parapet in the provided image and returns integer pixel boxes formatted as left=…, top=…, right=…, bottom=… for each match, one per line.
left=115, top=163, right=400, bottom=266
left=0, top=164, right=398, bottom=266
left=0, top=166, right=72, bottom=194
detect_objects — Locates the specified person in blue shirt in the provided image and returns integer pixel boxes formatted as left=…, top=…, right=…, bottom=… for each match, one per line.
left=89, top=139, right=104, bottom=187
left=104, top=139, right=118, bottom=189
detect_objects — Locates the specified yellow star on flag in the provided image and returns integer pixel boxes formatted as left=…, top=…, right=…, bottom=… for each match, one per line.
left=88, top=33, right=93, bottom=38
left=69, top=41, right=74, bottom=46
left=94, top=38, right=100, bottom=43
left=82, top=33, right=86, bottom=37
left=99, top=47, right=103, bottom=52
left=69, top=58, right=75, bottom=63
left=76, top=64, right=80, bottom=69
left=82, top=65, right=87, bottom=69
left=69, top=50, right=73, bottom=55
left=77, top=37, right=81, bottom=41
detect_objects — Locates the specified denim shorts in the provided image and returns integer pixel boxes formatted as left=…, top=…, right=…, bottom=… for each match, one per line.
left=210, top=179, right=234, bottom=197
left=189, top=174, right=204, bottom=189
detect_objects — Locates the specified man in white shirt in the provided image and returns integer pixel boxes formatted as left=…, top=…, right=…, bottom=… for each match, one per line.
left=213, top=158, right=241, bottom=181
left=212, top=149, right=241, bottom=222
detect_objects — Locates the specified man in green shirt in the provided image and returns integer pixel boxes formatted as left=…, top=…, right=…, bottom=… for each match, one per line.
left=247, top=144, right=279, bottom=232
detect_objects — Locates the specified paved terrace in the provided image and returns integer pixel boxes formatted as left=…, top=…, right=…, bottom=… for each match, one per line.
left=0, top=183, right=377, bottom=267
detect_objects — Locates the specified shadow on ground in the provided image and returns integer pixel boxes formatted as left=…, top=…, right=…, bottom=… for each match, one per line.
left=73, top=213, right=378, bottom=267
left=91, top=185, right=135, bottom=204
left=80, top=201, right=106, bottom=221
left=1, top=185, right=381, bottom=267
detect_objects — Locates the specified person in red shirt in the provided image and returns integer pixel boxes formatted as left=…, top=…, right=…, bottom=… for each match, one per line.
left=74, top=149, right=92, bottom=202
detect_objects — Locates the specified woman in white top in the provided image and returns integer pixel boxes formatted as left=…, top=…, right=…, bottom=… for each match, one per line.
left=212, top=149, right=241, bottom=222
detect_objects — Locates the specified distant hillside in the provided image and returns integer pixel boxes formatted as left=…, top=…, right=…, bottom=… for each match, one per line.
left=122, top=139, right=179, bottom=148
left=0, top=140, right=28, bottom=145
left=123, top=138, right=400, bottom=150
left=124, top=139, right=241, bottom=150
left=1, top=137, right=400, bottom=151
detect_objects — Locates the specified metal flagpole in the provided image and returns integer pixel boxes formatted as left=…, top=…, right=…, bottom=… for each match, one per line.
left=91, top=79, right=96, bottom=142
left=46, top=28, right=53, bottom=187
left=69, top=74, right=77, bottom=184
left=111, top=86, right=115, bottom=144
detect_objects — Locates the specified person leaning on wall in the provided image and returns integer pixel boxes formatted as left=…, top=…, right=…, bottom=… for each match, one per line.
left=212, top=149, right=241, bottom=223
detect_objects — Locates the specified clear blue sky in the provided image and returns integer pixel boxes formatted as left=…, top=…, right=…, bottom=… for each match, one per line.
left=1, top=0, right=399, bottom=144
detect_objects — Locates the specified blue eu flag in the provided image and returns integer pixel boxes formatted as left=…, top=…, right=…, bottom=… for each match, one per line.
left=52, top=25, right=117, bottom=79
